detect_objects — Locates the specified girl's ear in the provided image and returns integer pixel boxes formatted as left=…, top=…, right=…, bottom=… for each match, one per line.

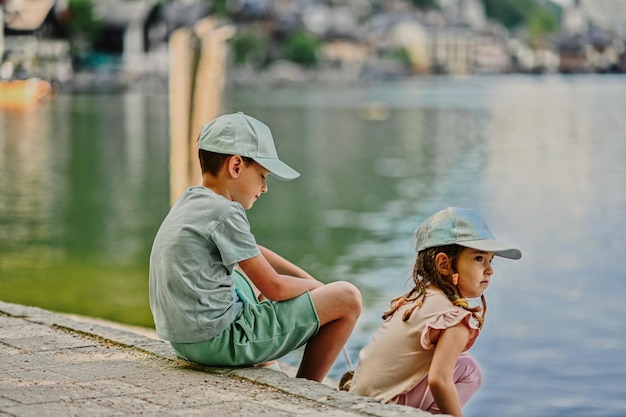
left=227, top=155, right=243, bottom=178
left=434, top=252, right=452, bottom=276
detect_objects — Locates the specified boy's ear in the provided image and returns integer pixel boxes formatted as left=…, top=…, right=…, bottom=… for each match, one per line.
left=434, top=252, right=452, bottom=275
left=227, top=155, right=244, bottom=178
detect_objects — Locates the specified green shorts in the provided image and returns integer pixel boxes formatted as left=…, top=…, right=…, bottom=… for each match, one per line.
left=170, top=270, right=320, bottom=366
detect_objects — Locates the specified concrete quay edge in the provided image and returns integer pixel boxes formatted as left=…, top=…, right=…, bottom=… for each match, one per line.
left=0, top=300, right=433, bottom=417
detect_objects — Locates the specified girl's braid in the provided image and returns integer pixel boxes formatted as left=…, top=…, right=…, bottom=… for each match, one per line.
left=382, top=245, right=487, bottom=329
left=381, top=261, right=426, bottom=321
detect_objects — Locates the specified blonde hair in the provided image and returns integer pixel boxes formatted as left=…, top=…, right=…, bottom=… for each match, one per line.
left=382, top=244, right=487, bottom=329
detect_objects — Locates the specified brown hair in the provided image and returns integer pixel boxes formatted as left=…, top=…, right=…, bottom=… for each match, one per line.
left=382, top=244, right=487, bottom=329
left=199, top=150, right=254, bottom=176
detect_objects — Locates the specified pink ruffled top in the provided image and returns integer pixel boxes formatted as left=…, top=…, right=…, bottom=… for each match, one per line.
left=349, top=287, right=480, bottom=404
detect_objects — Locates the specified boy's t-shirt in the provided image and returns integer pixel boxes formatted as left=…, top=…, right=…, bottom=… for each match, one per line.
left=149, top=186, right=261, bottom=343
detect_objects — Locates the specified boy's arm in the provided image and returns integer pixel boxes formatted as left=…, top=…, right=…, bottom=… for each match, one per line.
left=258, top=245, right=317, bottom=281
left=238, top=253, right=323, bottom=301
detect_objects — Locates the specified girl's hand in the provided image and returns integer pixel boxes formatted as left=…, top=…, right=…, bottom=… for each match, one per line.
left=428, top=323, right=471, bottom=417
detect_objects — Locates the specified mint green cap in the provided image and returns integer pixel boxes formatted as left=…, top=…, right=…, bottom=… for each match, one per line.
left=198, top=112, right=300, bottom=181
left=414, top=207, right=522, bottom=260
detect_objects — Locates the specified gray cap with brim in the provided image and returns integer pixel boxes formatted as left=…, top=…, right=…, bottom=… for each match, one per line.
left=198, top=112, right=300, bottom=181
left=414, top=207, right=522, bottom=260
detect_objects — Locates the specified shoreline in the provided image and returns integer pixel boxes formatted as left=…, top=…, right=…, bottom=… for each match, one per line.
left=1, top=299, right=432, bottom=416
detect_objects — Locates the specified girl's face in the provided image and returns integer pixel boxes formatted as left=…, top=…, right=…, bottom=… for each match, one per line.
left=455, top=248, right=495, bottom=298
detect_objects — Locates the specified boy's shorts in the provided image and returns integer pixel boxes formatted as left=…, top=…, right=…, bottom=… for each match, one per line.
left=170, top=270, right=320, bottom=366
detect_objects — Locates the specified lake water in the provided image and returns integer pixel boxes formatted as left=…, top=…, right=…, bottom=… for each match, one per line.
left=1, top=75, right=625, bottom=417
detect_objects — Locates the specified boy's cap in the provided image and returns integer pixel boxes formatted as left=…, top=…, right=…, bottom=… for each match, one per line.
left=414, top=207, right=522, bottom=260
left=198, top=112, right=300, bottom=181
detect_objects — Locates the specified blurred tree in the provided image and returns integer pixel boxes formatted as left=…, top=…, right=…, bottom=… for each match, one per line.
left=66, top=0, right=102, bottom=64
left=231, top=28, right=269, bottom=67
left=211, top=0, right=228, bottom=16
left=67, top=0, right=102, bottom=39
left=285, top=31, right=319, bottom=67
left=527, top=7, right=558, bottom=43
left=409, top=0, right=438, bottom=9
left=481, top=0, right=558, bottom=40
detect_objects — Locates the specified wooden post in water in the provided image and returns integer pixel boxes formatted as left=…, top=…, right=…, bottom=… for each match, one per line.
left=168, top=17, right=235, bottom=205
left=168, top=28, right=194, bottom=205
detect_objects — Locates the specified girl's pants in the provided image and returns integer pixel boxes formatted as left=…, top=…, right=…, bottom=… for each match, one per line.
left=396, top=355, right=482, bottom=414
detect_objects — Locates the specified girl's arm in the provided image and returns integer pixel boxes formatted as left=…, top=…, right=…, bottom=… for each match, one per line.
left=428, top=323, right=472, bottom=417
left=258, top=245, right=318, bottom=281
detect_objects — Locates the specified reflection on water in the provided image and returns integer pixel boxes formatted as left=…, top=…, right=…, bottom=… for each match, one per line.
left=1, top=76, right=625, bottom=417
left=0, top=94, right=170, bottom=324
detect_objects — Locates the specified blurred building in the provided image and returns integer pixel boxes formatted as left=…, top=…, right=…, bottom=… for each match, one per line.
left=558, top=0, right=626, bottom=73
left=0, top=0, right=70, bottom=81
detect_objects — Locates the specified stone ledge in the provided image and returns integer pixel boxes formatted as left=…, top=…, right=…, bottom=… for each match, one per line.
left=0, top=300, right=435, bottom=417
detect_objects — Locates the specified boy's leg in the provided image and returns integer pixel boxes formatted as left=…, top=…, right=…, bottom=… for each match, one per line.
left=297, top=281, right=362, bottom=382
left=233, top=268, right=279, bottom=368
left=234, top=266, right=263, bottom=302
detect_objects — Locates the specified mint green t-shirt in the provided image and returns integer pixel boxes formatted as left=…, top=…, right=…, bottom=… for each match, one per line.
left=149, top=186, right=261, bottom=343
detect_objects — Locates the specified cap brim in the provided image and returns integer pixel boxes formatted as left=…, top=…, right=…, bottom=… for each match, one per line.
left=457, top=239, right=522, bottom=260
left=253, top=157, right=300, bottom=181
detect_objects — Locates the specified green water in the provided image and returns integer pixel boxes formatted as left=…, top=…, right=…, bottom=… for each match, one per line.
left=0, top=94, right=170, bottom=326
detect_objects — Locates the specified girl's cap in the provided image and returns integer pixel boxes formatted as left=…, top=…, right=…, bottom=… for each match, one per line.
left=414, top=207, right=522, bottom=260
left=198, top=112, right=300, bottom=181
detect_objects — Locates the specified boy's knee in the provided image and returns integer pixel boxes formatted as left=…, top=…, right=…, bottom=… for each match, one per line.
left=310, top=281, right=362, bottom=323
left=335, top=281, right=362, bottom=312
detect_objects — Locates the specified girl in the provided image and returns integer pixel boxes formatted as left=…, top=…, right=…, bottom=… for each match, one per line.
left=346, top=207, right=521, bottom=417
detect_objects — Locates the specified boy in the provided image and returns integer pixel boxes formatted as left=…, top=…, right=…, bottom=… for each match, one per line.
left=149, top=112, right=361, bottom=382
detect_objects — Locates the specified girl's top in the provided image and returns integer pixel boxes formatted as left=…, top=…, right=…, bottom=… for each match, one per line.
left=349, top=287, right=480, bottom=404
left=149, top=186, right=261, bottom=343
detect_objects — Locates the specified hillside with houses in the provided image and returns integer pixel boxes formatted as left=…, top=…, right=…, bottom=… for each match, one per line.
left=2, top=0, right=626, bottom=90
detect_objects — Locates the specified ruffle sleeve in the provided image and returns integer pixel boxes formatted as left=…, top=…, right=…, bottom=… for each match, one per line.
left=420, top=309, right=480, bottom=351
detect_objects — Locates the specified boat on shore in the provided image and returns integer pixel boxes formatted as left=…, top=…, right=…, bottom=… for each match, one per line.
left=0, top=78, right=54, bottom=108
